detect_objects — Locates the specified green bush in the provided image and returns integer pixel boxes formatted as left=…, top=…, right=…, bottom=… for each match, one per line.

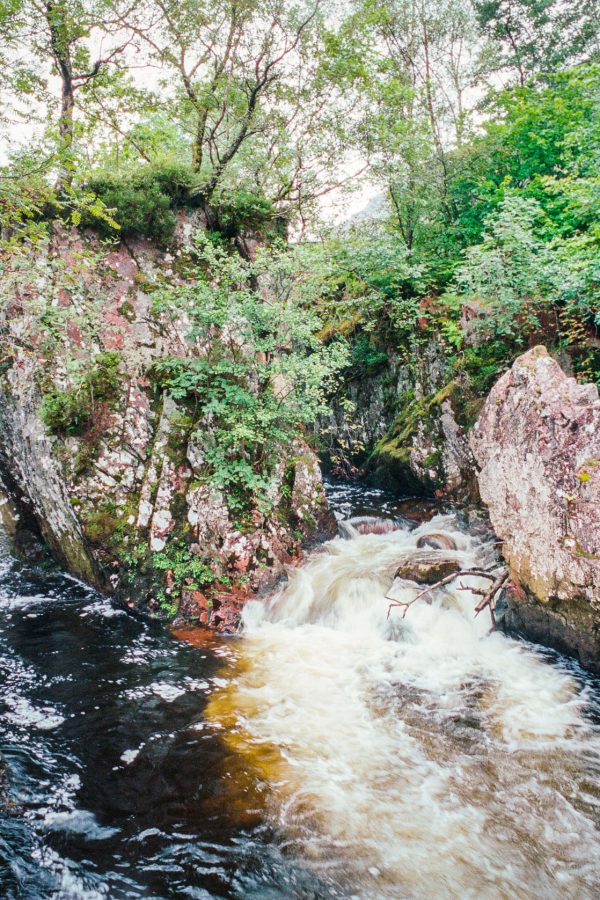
left=40, top=351, right=123, bottom=436
left=40, top=388, right=91, bottom=436
left=216, top=189, right=276, bottom=232
left=86, top=351, right=122, bottom=401
left=82, top=164, right=201, bottom=243
left=348, top=334, right=389, bottom=374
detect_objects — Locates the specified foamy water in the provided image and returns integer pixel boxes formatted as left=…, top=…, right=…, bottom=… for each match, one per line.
left=208, top=516, right=600, bottom=898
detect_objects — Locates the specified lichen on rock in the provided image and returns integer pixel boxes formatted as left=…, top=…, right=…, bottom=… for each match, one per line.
left=470, top=345, right=600, bottom=668
left=0, top=215, right=334, bottom=629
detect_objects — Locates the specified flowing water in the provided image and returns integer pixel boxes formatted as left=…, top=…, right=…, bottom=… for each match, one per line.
left=1, top=481, right=600, bottom=898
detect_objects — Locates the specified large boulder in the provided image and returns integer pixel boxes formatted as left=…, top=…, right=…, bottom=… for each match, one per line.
left=470, top=346, right=600, bottom=667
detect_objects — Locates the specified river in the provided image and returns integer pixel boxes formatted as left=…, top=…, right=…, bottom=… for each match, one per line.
left=1, top=481, right=600, bottom=898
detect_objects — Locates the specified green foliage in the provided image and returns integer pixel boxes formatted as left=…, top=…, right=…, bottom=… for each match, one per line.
left=81, top=500, right=120, bottom=546
left=348, top=335, right=389, bottom=374
left=78, top=166, right=279, bottom=244
left=40, top=388, right=91, bottom=436
left=0, top=155, right=119, bottom=255
left=40, top=351, right=122, bottom=436
left=456, top=341, right=515, bottom=396
left=326, top=62, right=600, bottom=387
left=81, top=165, right=199, bottom=243
left=474, top=0, right=599, bottom=82
left=152, top=542, right=218, bottom=594
left=451, top=195, right=558, bottom=340
left=213, top=188, right=278, bottom=235
left=150, top=234, right=349, bottom=512
left=308, top=224, right=425, bottom=343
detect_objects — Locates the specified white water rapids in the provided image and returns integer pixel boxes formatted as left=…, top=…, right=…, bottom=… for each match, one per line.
left=208, top=514, right=600, bottom=898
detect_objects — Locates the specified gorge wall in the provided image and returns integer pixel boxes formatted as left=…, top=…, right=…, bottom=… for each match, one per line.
left=1, top=217, right=599, bottom=668
left=0, top=215, right=332, bottom=628
left=320, top=339, right=478, bottom=501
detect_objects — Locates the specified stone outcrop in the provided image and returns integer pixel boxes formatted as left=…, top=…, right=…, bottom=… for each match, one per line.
left=394, top=556, right=461, bottom=584
left=470, top=346, right=600, bottom=668
left=320, top=340, right=478, bottom=500
left=0, top=216, right=333, bottom=629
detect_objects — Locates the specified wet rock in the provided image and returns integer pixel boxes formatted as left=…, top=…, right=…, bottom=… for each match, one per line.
left=0, top=365, right=100, bottom=584
left=358, top=346, right=478, bottom=500
left=338, top=516, right=400, bottom=538
left=0, top=751, right=19, bottom=818
left=416, top=533, right=457, bottom=551
left=179, top=589, right=212, bottom=625
left=395, top=557, right=461, bottom=584
left=471, top=346, right=600, bottom=669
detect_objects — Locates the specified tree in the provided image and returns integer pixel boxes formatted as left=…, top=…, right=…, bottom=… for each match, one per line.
left=474, top=0, right=600, bottom=86
left=344, top=0, right=479, bottom=257
left=1, top=0, right=131, bottom=186
left=111, top=0, right=349, bottom=206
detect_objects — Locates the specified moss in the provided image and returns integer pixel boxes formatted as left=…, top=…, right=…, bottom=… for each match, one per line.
left=72, top=441, right=101, bottom=476
left=40, top=351, right=123, bottom=437
left=133, top=271, right=153, bottom=288
left=165, top=412, right=194, bottom=464
left=118, top=300, right=136, bottom=322
left=81, top=501, right=119, bottom=546
left=422, top=449, right=442, bottom=469
left=318, top=315, right=362, bottom=343
left=80, top=496, right=140, bottom=553
left=366, top=382, right=453, bottom=491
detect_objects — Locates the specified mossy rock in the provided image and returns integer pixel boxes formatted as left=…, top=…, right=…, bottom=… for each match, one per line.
left=395, top=557, right=461, bottom=584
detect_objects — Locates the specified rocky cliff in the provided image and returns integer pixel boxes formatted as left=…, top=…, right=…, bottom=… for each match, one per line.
left=0, top=215, right=332, bottom=628
left=471, top=346, right=600, bottom=668
left=321, top=340, right=478, bottom=500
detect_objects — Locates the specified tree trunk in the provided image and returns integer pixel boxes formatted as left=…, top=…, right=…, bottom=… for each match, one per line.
left=46, top=0, right=75, bottom=190
left=54, top=80, right=75, bottom=192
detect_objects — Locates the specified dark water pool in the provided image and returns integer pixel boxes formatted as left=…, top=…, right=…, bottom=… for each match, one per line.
left=0, top=546, right=336, bottom=898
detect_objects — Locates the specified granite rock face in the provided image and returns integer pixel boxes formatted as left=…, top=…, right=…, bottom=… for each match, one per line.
left=470, top=346, right=600, bottom=667
left=0, top=216, right=332, bottom=629
left=322, top=341, right=477, bottom=499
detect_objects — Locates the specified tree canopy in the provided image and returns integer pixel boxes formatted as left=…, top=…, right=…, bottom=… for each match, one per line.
left=1, top=0, right=599, bottom=383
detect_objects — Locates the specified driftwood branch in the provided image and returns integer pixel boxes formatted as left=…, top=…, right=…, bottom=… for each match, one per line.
left=386, top=567, right=508, bottom=628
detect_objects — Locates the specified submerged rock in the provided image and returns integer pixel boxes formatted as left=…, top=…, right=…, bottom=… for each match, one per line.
left=416, top=533, right=457, bottom=551
left=338, top=516, right=400, bottom=538
left=471, top=346, right=600, bottom=669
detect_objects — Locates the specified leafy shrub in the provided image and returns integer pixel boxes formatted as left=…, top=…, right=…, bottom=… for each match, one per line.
left=40, top=351, right=123, bottom=436
left=348, top=335, right=389, bottom=374
left=152, top=542, right=217, bottom=594
left=40, top=388, right=91, bottom=436
left=213, top=188, right=279, bottom=235
left=150, top=234, right=349, bottom=512
left=82, top=164, right=201, bottom=243
left=452, top=196, right=559, bottom=340
left=86, top=351, right=122, bottom=401
left=459, top=342, right=514, bottom=396
left=81, top=167, right=278, bottom=244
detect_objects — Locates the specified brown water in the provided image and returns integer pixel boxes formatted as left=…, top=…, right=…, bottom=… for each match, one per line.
left=1, top=480, right=600, bottom=898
